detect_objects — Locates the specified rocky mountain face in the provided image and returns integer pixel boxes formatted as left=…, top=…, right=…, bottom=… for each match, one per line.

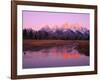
left=23, top=26, right=89, bottom=40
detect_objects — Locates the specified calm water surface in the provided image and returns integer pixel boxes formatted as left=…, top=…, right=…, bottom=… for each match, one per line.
left=23, top=45, right=89, bottom=69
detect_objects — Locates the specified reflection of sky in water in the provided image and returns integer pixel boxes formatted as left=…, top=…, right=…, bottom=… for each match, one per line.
left=23, top=45, right=89, bottom=69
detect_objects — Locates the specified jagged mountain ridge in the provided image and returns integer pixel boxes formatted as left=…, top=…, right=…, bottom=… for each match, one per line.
left=23, top=26, right=89, bottom=40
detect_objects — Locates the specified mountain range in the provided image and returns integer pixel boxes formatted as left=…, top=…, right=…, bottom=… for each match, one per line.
left=23, top=26, right=89, bottom=40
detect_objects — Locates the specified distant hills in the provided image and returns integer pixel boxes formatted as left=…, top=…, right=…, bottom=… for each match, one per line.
left=23, top=26, right=89, bottom=40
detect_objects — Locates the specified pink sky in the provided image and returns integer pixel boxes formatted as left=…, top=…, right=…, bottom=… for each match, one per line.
left=23, top=11, right=90, bottom=30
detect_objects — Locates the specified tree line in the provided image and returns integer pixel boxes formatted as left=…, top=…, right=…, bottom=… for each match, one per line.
left=23, top=28, right=89, bottom=40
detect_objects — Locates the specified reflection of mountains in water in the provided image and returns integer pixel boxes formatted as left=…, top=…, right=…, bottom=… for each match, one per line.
left=24, top=44, right=89, bottom=56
